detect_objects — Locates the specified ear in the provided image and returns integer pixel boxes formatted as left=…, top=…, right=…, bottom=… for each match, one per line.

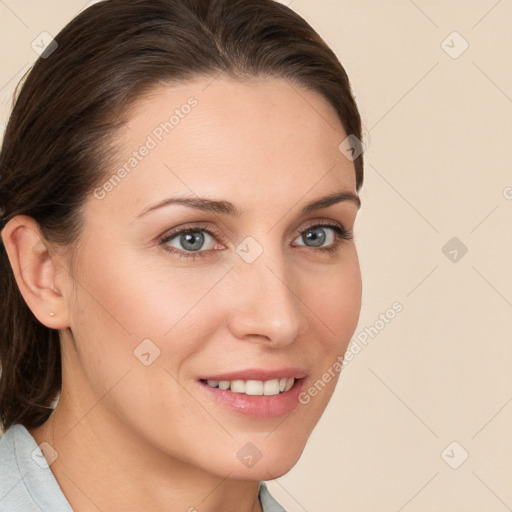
left=1, top=215, right=70, bottom=329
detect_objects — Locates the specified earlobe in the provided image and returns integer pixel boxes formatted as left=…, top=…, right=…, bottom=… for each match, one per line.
left=1, top=215, right=70, bottom=329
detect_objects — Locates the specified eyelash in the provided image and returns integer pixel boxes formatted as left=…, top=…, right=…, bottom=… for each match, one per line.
left=159, top=221, right=353, bottom=261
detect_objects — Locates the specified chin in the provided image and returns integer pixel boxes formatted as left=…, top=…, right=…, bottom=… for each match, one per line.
left=219, top=431, right=310, bottom=481
left=226, top=447, right=305, bottom=481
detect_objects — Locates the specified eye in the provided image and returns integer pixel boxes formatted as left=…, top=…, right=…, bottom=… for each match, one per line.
left=292, top=223, right=353, bottom=253
left=160, top=223, right=222, bottom=260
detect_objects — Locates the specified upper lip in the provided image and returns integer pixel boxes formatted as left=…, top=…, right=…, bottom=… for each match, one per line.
left=198, top=367, right=308, bottom=382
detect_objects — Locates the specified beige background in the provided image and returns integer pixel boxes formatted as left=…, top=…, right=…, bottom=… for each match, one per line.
left=1, top=1, right=511, bottom=510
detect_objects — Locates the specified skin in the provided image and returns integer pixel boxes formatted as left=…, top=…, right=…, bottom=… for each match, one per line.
left=2, top=75, right=362, bottom=512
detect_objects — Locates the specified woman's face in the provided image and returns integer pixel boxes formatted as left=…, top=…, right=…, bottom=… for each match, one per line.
left=60, top=76, right=362, bottom=480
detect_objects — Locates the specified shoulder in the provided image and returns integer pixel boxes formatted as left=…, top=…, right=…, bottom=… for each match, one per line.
left=259, top=481, right=287, bottom=512
left=0, top=424, right=72, bottom=512
left=0, top=424, right=37, bottom=511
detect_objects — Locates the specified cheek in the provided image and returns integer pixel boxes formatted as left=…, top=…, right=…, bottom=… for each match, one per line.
left=72, top=238, right=228, bottom=340
left=66, top=240, right=235, bottom=403
left=303, top=248, right=362, bottom=350
left=65, top=243, right=223, bottom=421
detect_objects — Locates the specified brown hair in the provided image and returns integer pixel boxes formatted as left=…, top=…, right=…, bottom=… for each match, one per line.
left=0, top=0, right=364, bottom=432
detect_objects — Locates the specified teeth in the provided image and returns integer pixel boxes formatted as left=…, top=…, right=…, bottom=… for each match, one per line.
left=245, top=380, right=263, bottom=395
left=230, top=380, right=246, bottom=393
left=204, top=378, right=296, bottom=395
left=263, top=379, right=280, bottom=395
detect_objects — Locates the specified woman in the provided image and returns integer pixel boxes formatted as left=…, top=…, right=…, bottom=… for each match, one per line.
left=0, top=0, right=364, bottom=510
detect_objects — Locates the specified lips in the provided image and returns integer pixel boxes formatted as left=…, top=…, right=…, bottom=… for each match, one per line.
left=197, top=367, right=308, bottom=418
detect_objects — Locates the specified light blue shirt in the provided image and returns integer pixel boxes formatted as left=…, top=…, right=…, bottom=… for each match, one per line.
left=0, top=423, right=286, bottom=511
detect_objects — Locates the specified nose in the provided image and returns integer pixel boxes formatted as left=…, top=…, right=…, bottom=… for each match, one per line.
left=227, top=249, right=307, bottom=348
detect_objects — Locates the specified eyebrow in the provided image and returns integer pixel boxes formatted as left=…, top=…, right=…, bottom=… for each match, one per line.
left=134, top=189, right=361, bottom=220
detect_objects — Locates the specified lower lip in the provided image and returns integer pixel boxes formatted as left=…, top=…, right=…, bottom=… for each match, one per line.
left=198, top=379, right=306, bottom=419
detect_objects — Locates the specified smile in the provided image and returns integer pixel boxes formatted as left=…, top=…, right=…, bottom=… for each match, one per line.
left=197, top=370, right=307, bottom=419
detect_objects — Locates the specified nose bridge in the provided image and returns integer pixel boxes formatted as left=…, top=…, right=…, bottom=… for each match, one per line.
left=228, top=240, right=305, bottom=345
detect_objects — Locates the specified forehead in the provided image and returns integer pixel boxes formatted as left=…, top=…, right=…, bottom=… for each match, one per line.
left=95, top=76, right=356, bottom=218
